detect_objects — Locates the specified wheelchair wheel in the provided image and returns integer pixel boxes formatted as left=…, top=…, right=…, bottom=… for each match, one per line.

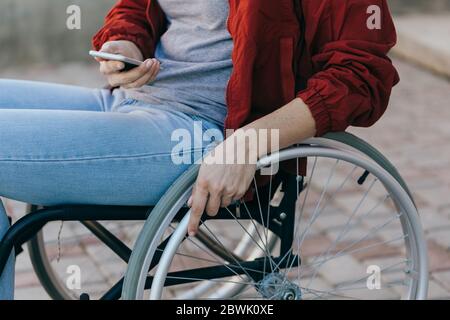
left=27, top=215, right=145, bottom=300
left=27, top=210, right=277, bottom=300
left=28, top=224, right=74, bottom=300
left=122, top=136, right=428, bottom=300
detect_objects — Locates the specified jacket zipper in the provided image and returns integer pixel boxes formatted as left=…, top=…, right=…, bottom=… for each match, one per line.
left=146, top=0, right=156, bottom=41
left=293, top=0, right=305, bottom=92
left=224, top=0, right=233, bottom=133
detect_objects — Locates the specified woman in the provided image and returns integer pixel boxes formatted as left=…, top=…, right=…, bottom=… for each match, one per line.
left=0, top=0, right=398, bottom=299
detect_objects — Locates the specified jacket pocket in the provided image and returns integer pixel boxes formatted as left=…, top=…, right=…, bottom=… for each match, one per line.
left=279, top=37, right=296, bottom=103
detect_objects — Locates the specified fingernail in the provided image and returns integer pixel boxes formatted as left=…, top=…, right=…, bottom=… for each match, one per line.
left=188, top=230, right=195, bottom=237
left=145, top=60, right=153, bottom=68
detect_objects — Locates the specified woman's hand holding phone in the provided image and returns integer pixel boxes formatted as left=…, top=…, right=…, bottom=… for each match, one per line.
left=96, top=40, right=160, bottom=89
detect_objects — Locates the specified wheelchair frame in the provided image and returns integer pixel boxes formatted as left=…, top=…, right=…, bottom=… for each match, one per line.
left=0, top=170, right=300, bottom=300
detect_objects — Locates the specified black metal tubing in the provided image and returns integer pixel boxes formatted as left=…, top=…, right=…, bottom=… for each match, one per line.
left=100, top=232, right=173, bottom=300
left=195, top=229, right=241, bottom=262
left=280, top=175, right=303, bottom=255
left=0, top=205, right=150, bottom=276
left=100, top=278, right=125, bottom=300
left=102, top=254, right=300, bottom=299
left=80, top=221, right=132, bottom=263
left=205, top=173, right=302, bottom=242
left=145, top=254, right=300, bottom=289
left=117, top=254, right=300, bottom=296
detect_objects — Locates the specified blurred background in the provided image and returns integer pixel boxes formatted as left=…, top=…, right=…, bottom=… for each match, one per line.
left=0, top=0, right=450, bottom=299
left=0, top=0, right=449, bottom=72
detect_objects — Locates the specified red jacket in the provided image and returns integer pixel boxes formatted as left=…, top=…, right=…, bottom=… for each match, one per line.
left=93, top=0, right=399, bottom=136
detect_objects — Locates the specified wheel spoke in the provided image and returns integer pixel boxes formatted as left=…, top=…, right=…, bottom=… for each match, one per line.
left=303, top=177, right=378, bottom=287
left=167, top=225, right=252, bottom=283
left=301, top=234, right=408, bottom=271
left=143, top=146, right=424, bottom=300
left=252, top=177, right=273, bottom=275
left=297, top=159, right=340, bottom=249
left=224, top=207, right=277, bottom=269
left=198, top=220, right=256, bottom=281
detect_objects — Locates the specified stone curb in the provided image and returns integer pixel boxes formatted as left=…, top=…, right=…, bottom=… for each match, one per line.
left=392, top=15, right=450, bottom=79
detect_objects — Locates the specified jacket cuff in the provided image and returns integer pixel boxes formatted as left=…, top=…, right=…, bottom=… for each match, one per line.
left=297, top=87, right=332, bottom=137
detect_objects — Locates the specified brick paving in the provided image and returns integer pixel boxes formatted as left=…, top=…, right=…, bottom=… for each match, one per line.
left=1, top=54, right=450, bottom=299
left=350, top=57, right=450, bottom=298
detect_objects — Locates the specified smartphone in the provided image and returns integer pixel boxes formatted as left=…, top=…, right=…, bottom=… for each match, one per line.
left=89, top=50, right=143, bottom=71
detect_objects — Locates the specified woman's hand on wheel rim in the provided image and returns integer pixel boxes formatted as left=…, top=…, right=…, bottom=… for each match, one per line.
left=187, top=140, right=257, bottom=237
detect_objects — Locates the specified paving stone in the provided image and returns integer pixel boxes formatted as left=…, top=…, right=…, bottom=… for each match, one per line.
left=15, top=271, right=41, bottom=289
left=15, top=286, right=50, bottom=300
left=333, top=286, right=399, bottom=300
left=427, top=240, right=450, bottom=273
left=415, top=188, right=450, bottom=210
left=298, top=234, right=333, bottom=258
left=84, top=243, right=120, bottom=265
left=432, top=270, right=450, bottom=291
left=317, top=255, right=365, bottom=285
left=427, top=229, right=450, bottom=250
left=342, top=238, right=402, bottom=261
left=376, top=233, right=407, bottom=252
left=312, top=211, right=351, bottom=230
left=15, top=247, right=34, bottom=273
left=298, top=277, right=333, bottom=299
left=427, top=280, right=450, bottom=300
left=419, top=209, right=450, bottom=232
left=325, top=226, right=375, bottom=243
left=97, top=257, right=127, bottom=284
left=45, top=256, right=109, bottom=286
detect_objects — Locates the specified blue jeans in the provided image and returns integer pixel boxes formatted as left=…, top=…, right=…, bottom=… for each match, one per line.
left=0, top=79, right=223, bottom=299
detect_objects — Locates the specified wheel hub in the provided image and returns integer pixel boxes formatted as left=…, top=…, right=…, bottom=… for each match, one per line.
left=257, top=273, right=302, bottom=300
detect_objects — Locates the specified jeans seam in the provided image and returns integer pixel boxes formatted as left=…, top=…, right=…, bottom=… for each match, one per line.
left=0, top=148, right=206, bottom=163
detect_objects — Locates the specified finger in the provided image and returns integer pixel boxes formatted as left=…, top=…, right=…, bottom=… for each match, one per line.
left=121, top=72, right=153, bottom=89
left=205, top=192, right=221, bottom=216
left=187, top=195, right=193, bottom=207
left=220, top=194, right=233, bottom=208
left=233, top=187, right=248, bottom=201
left=100, top=61, right=125, bottom=75
left=188, top=186, right=209, bottom=237
left=109, top=60, right=153, bottom=87
left=121, top=61, right=156, bottom=89
left=147, top=60, right=161, bottom=83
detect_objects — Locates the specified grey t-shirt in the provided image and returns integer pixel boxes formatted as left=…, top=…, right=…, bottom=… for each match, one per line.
left=124, top=0, right=233, bottom=126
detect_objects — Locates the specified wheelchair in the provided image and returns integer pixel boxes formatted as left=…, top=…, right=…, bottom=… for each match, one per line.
left=0, top=132, right=428, bottom=300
